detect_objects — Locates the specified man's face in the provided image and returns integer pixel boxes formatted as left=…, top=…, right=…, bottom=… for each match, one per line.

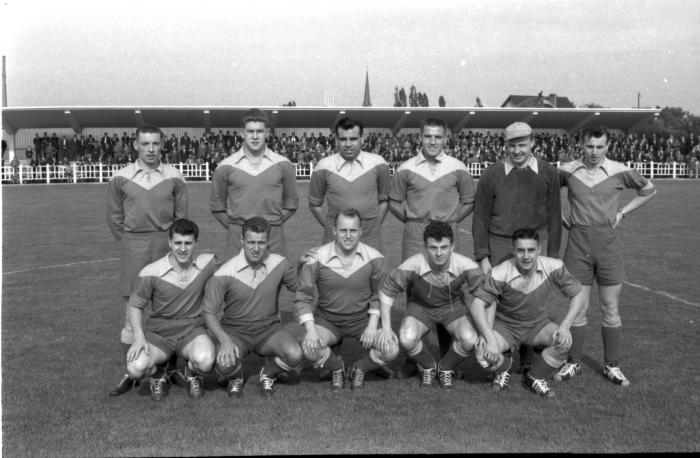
left=134, top=132, right=162, bottom=167
left=336, top=126, right=363, bottom=162
left=168, top=233, right=197, bottom=266
left=512, top=238, right=540, bottom=275
left=425, top=237, right=453, bottom=270
left=243, top=121, right=268, bottom=155
left=242, top=230, right=269, bottom=265
left=582, top=134, right=609, bottom=168
left=421, top=125, right=446, bottom=159
left=333, top=214, right=362, bottom=253
left=505, top=137, right=533, bottom=168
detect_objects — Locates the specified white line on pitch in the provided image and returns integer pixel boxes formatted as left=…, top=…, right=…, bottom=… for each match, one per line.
left=3, top=258, right=119, bottom=275
left=624, top=280, right=700, bottom=308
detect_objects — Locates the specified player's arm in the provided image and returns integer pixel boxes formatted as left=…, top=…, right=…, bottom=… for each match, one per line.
left=376, top=163, right=391, bottom=225
left=308, top=204, right=327, bottom=227
left=362, top=257, right=388, bottom=349
left=173, top=174, right=189, bottom=220
left=280, top=161, right=299, bottom=222
left=468, top=296, right=499, bottom=364
left=388, top=198, right=406, bottom=223
left=295, top=261, right=323, bottom=354
left=105, top=178, right=125, bottom=241
left=202, top=278, right=239, bottom=368
left=553, top=288, right=588, bottom=348
left=455, top=169, right=476, bottom=223
left=126, top=302, right=148, bottom=362
left=472, top=172, right=493, bottom=270
left=209, top=167, right=230, bottom=229
left=613, top=183, right=657, bottom=228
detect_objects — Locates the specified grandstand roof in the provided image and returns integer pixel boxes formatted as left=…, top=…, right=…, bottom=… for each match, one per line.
left=2, top=106, right=660, bottom=134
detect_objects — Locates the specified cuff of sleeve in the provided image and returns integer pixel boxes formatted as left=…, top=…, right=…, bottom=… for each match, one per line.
left=368, top=309, right=380, bottom=317
left=378, top=292, right=394, bottom=308
left=299, top=313, right=315, bottom=325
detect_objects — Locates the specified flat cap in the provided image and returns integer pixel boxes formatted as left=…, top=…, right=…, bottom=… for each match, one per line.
left=504, top=122, right=532, bottom=141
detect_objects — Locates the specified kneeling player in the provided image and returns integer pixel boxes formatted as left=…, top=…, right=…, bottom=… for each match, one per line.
left=296, top=209, right=398, bottom=391
left=377, top=221, right=484, bottom=389
left=203, top=216, right=302, bottom=397
left=126, top=219, right=218, bottom=401
left=469, top=228, right=586, bottom=398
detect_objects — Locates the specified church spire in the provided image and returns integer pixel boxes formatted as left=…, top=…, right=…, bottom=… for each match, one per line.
left=362, top=69, right=372, bottom=107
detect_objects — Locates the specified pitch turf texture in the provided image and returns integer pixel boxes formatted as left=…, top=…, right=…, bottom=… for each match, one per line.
left=2, top=180, right=699, bottom=455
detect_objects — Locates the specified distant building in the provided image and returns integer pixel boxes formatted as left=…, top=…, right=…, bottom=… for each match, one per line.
left=501, top=92, right=575, bottom=108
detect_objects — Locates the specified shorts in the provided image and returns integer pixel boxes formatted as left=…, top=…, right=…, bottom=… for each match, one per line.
left=322, top=215, right=382, bottom=252
left=314, top=308, right=370, bottom=342
left=564, top=226, right=624, bottom=286
left=119, top=231, right=170, bottom=297
left=145, top=316, right=208, bottom=356
left=402, top=221, right=459, bottom=262
left=215, top=320, right=288, bottom=357
left=226, top=223, right=286, bottom=260
left=405, top=301, right=466, bottom=330
left=493, top=317, right=551, bottom=351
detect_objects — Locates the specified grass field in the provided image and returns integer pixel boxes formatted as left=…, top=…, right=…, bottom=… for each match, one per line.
left=2, top=180, right=699, bottom=455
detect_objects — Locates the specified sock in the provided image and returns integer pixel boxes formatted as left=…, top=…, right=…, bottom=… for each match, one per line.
left=215, top=362, right=242, bottom=380
left=263, top=356, right=295, bottom=378
left=408, top=341, right=436, bottom=371
left=528, top=355, right=560, bottom=380
left=354, top=355, right=381, bottom=373
left=493, top=354, right=512, bottom=374
left=602, top=326, right=623, bottom=365
left=321, top=352, right=344, bottom=372
left=438, top=341, right=468, bottom=371
left=519, top=345, right=535, bottom=368
left=568, top=325, right=586, bottom=363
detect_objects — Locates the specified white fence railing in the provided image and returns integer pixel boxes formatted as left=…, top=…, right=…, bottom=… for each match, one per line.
left=1, top=161, right=698, bottom=184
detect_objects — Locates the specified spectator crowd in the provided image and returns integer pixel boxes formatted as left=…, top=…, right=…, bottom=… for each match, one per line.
left=17, top=128, right=700, bottom=177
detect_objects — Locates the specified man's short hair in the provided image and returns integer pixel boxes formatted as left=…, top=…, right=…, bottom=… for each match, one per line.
left=135, top=124, right=163, bottom=140
left=423, top=221, right=454, bottom=245
left=241, top=109, right=270, bottom=128
left=420, top=117, right=447, bottom=134
left=334, top=208, right=362, bottom=226
left=334, top=117, right=364, bottom=136
left=581, top=124, right=610, bottom=143
left=242, top=216, right=271, bottom=238
left=169, top=218, right=199, bottom=241
left=511, top=227, right=539, bottom=244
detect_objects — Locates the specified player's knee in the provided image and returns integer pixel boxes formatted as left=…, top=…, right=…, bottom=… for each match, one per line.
left=126, top=357, right=150, bottom=379
left=455, top=328, right=478, bottom=351
left=189, top=348, right=215, bottom=373
left=600, top=304, right=621, bottom=327
left=542, top=346, right=566, bottom=368
left=399, top=326, right=419, bottom=350
left=282, top=343, right=303, bottom=367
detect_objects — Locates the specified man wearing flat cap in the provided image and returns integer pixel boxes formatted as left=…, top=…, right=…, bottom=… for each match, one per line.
left=472, top=121, right=562, bottom=375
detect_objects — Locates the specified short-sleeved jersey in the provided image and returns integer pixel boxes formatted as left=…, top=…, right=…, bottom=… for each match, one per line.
left=201, top=251, right=296, bottom=328
left=389, top=151, right=475, bottom=222
left=128, top=253, right=217, bottom=320
left=106, top=160, right=188, bottom=240
left=209, top=148, right=299, bottom=226
left=559, top=158, right=655, bottom=228
left=379, top=252, right=483, bottom=309
left=308, top=151, right=390, bottom=219
left=473, top=256, right=581, bottom=328
left=295, top=241, right=387, bottom=324
left=473, top=157, right=561, bottom=261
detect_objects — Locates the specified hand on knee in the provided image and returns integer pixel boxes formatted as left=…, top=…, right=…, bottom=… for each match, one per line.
left=375, top=341, right=399, bottom=363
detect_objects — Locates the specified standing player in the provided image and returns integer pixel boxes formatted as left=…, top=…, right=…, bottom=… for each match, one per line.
left=125, top=219, right=217, bottom=401
left=308, top=117, right=390, bottom=251
left=296, top=209, right=398, bottom=391
left=202, top=217, right=302, bottom=397
left=472, top=122, right=562, bottom=373
left=388, top=117, right=476, bottom=376
left=106, top=124, right=188, bottom=396
left=377, top=222, right=484, bottom=389
left=209, top=108, right=298, bottom=259
left=555, top=125, right=657, bottom=386
left=469, top=228, right=586, bottom=398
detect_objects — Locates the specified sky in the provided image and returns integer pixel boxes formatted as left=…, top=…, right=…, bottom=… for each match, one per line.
left=2, top=0, right=699, bottom=113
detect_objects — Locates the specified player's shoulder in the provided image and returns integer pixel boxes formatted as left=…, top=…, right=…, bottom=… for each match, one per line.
left=557, top=159, right=583, bottom=174
left=397, top=252, right=426, bottom=272
left=396, top=156, right=418, bottom=172
left=109, top=162, right=138, bottom=181
left=603, top=158, right=633, bottom=176
left=160, top=163, right=185, bottom=180
left=359, top=151, right=388, bottom=167
left=442, top=153, right=469, bottom=171
left=357, top=242, right=385, bottom=262
left=267, top=149, right=292, bottom=165
left=313, top=155, right=336, bottom=172
left=489, top=258, right=518, bottom=283
left=450, top=252, right=480, bottom=272
left=138, top=255, right=171, bottom=278
left=536, top=256, right=565, bottom=275
left=194, top=253, right=216, bottom=268
left=265, top=252, right=290, bottom=270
